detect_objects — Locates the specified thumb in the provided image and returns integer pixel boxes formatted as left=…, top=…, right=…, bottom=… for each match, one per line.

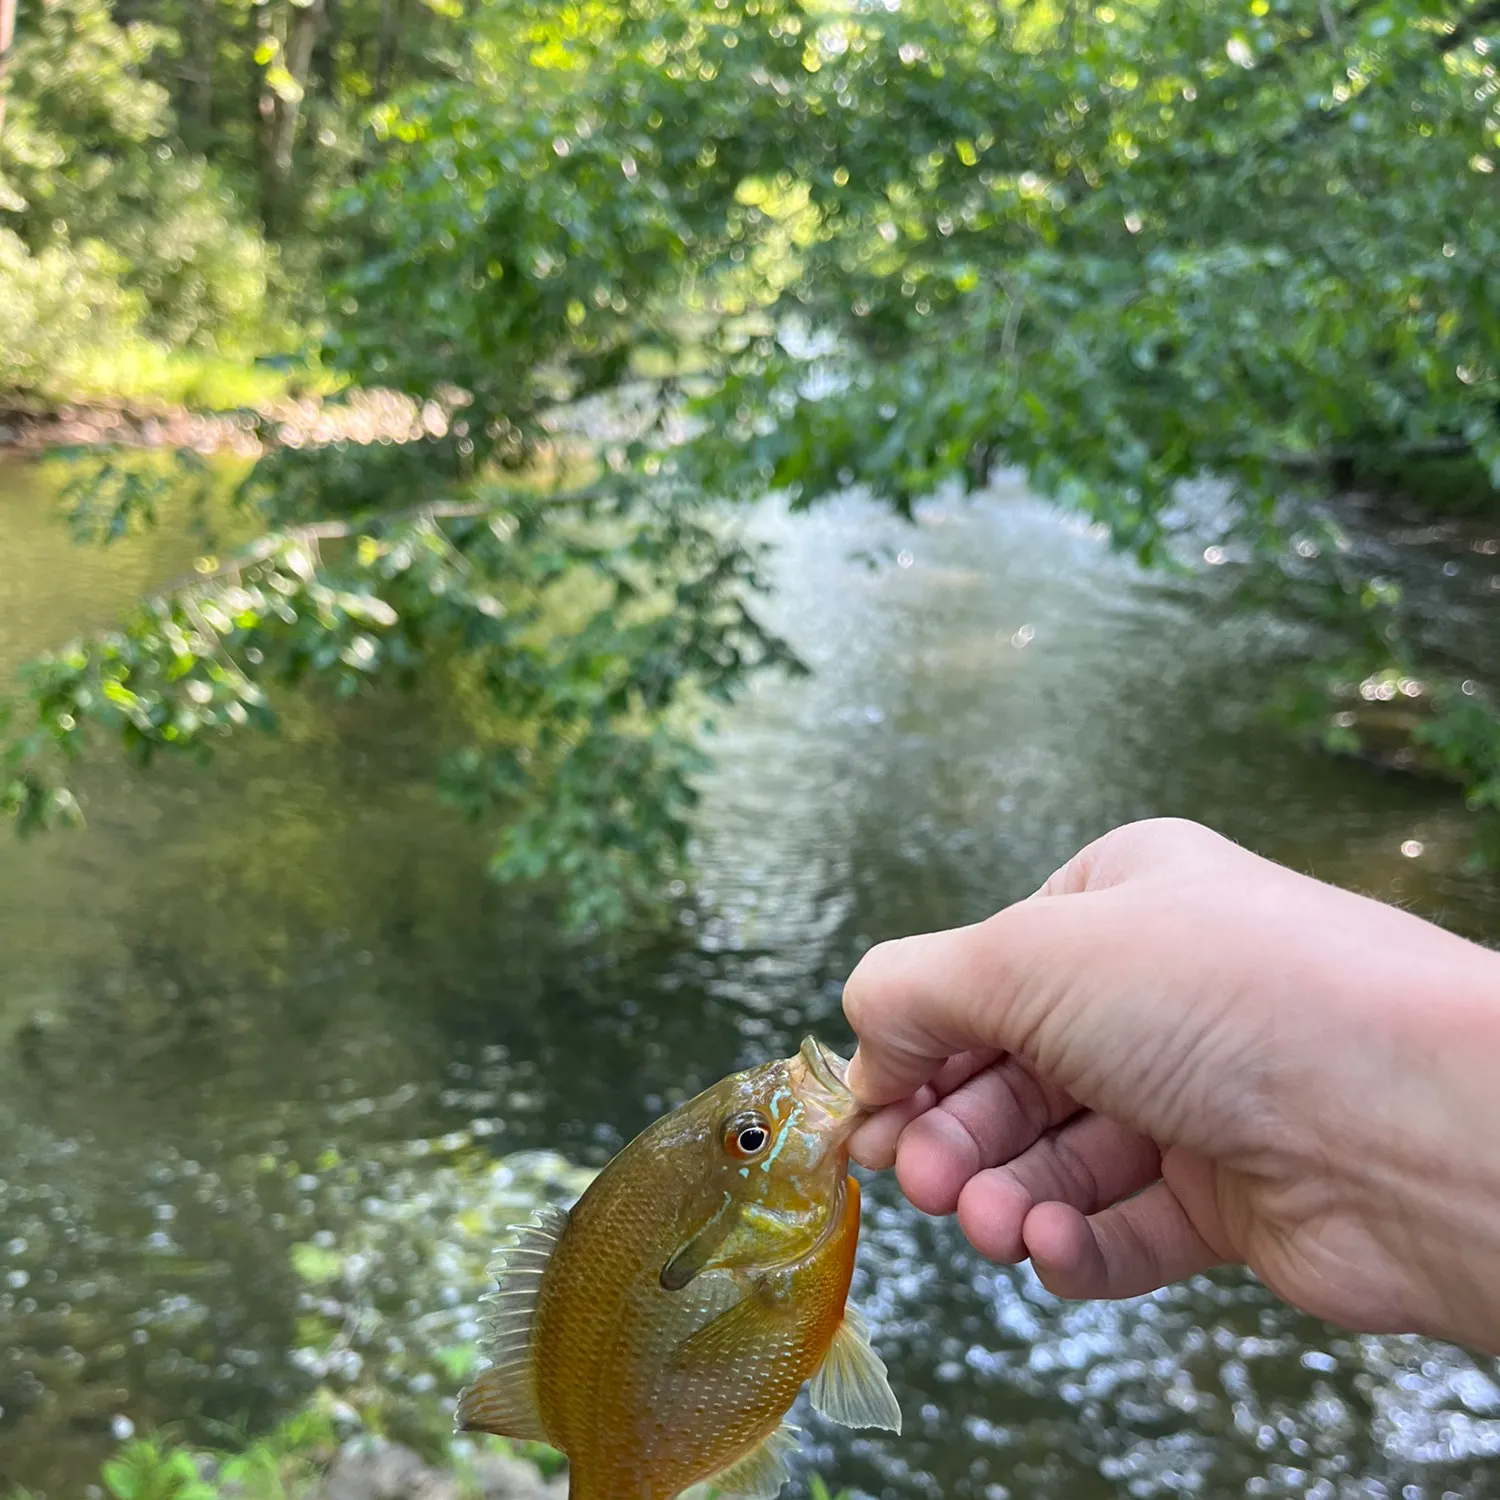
left=840, top=903, right=1052, bottom=1108
left=842, top=819, right=1251, bottom=1113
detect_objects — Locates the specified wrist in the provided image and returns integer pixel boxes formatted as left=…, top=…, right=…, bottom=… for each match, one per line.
left=1367, top=938, right=1500, bottom=1351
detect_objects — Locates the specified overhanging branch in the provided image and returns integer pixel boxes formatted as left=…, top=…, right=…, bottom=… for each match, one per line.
left=152, top=487, right=606, bottom=598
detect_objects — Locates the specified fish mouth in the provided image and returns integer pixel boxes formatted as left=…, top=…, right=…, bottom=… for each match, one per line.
left=800, top=1035, right=851, bottom=1095
left=795, top=1035, right=865, bottom=1133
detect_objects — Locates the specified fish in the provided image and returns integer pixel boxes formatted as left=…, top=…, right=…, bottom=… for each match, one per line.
left=455, top=1035, right=901, bottom=1500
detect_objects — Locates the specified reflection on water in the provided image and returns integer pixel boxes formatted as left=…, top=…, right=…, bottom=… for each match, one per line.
left=1, top=460, right=1499, bottom=1496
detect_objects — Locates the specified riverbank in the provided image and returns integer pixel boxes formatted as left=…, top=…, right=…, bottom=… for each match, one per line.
left=93, top=1409, right=851, bottom=1500
left=0, top=389, right=438, bottom=456
left=319, top=1443, right=565, bottom=1500
left=93, top=1413, right=568, bottom=1500
left=93, top=1400, right=852, bottom=1500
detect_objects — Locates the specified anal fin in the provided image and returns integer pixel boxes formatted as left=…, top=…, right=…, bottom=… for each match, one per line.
left=454, top=1204, right=568, bottom=1441
left=689, top=1422, right=799, bottom=1500
left=809, top=1303, right=902, bottom=1434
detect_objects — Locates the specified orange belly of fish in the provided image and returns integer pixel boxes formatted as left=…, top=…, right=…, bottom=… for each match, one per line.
left=533, top=1177, right=863, bottom=1500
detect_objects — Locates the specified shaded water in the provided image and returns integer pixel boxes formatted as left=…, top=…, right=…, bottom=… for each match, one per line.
left=3, top=458, right=1500, bottom=1497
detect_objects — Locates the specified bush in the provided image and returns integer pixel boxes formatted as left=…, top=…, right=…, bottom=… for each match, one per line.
left=0, top=0, right=275, bottom=377
left=101, top=154, right=273, bottom=353
left=0, top=229, right=144, bottom=394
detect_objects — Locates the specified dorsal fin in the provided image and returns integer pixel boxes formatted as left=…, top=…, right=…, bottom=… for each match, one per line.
left=453, top=1204, right=568, bottom=1441
left=809, top=1304, right=902, bottom=1433
left=689, top=1421, right=799, bottom=1500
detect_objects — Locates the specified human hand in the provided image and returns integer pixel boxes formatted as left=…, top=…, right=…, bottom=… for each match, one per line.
left=843, top=818, right=1500, bottom=1351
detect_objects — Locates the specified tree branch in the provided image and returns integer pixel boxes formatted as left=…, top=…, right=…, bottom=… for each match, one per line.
left=150, top=489, right=606, bottom=597
left=1439, top=0, right=1500, bottom=52
left=0, top=0, right=18, bottom=139
left=1254, top=437, right=1475, bottom=474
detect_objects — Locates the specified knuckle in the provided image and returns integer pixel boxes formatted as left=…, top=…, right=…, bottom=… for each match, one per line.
left=1049, top=1136, right=1101, bottom=1210
left=1058, top=816, right=1231, bottom=890
left=1009, top=1063, right=1053, bottom=1136
left=1114, top=816, right=1221, bottom=855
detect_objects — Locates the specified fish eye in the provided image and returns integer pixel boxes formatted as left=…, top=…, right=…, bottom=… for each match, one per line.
left=722, top=1112, right=772, bottom=1160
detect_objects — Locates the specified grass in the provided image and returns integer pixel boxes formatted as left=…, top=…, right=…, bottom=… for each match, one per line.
left=13, top=341, right=343, bottom=415
left=9, top=1398, right=557, bottom=1500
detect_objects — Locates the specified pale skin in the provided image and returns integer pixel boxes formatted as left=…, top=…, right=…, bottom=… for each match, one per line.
left=841, top=817, right=1500, bottom=1354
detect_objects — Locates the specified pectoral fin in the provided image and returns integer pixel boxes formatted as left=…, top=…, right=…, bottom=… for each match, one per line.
left=454, top=1205, right=567, bottom=1441
left=660, top=1191, right=740, bottom=1291
left=692, top=1421, right=799, bottom=1500
left=809, top=1304, right=902, bottom=1434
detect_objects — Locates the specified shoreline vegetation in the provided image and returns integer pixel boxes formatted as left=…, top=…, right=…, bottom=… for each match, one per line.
left=5, top=0, right=1500, bottom=912
left=0, top=1141, right=598, bottom=1500
left=5, top=382, right=1496, bottom=522
left=2, top=375, right=1487, bottom=807
left=88, top=1417, right=849, bottom=1500
left=86, top=1406, right=569, bottom=1500
left=30, top=1133, right=851, bottom=1500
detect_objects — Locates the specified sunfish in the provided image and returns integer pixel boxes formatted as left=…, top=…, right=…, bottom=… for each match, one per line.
left=456, top=1036, right=901, bottom=1499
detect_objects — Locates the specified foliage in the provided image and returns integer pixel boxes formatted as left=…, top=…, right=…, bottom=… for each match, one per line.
left=2, top=469, right=799, bottom=928
left=0, top=0, right=275, bottom=374
left=84, top=1417, right=853, bottom=1500
left=99, top=1425, right=324, bottom=1500
left=95, top=1410, right=403, bottom=1500
left=0, top=228, right=144, bottom=389
left=0, top=0, right=482, bottom=394
left=130, top=0, right=480, bottom=239
left=6, top=0, right=1500, bottom=911
left=805, top=1480, right=852, bottom=1500
left=21, top=344, right=328, bottom=409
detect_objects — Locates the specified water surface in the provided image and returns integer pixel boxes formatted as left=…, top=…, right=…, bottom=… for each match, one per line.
left=2, top=458, right=1499, bottom=1496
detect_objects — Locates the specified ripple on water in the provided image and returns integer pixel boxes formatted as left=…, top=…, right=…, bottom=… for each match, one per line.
left=1, top=474, right=1499, bottom=1495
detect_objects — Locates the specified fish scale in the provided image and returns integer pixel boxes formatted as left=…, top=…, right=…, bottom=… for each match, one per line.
left=456, top=1038, right=902, bottom=1499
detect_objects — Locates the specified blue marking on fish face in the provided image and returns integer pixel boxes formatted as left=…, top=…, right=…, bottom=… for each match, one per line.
left=760, top=1101, right=803, bottom=1171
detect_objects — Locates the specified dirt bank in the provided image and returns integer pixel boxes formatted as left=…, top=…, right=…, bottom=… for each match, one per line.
left=0, top=389, right=443, bottom=455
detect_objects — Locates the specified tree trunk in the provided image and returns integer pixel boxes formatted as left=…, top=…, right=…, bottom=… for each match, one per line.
left=270, top=0, right=324, bottom=182
left=313, top=0, right=341, bottom=95
left=256, top=2, right=278, bottom=226
left=0, top=0, right=19, bottom=141
left=373, top=0, right=407, bottom=102
left=258, top=0, right=326, bottom=236
left=185, top=0, right=216, bottom=140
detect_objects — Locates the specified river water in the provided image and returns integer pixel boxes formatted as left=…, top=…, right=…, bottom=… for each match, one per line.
left=2, top=456, right=1500, bottom=1497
